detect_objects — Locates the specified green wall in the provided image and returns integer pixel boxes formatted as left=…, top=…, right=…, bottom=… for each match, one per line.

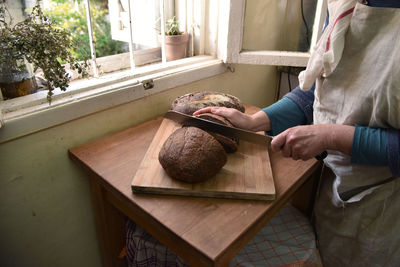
left=0, top=64, right=277, bottom=266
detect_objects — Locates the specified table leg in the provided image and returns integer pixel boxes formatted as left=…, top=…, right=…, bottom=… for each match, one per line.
left=88, top=175, right=127, bottom=267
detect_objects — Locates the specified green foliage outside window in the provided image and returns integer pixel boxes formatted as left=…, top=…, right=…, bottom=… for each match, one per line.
left=0, top=1, right=89, bottom=101
left=43, top=0, right=127, bottom=61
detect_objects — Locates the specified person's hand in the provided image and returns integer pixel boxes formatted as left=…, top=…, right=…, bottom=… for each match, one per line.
left=192, top=107, right=252, bottom=130
left=271, top=124, right=355, bottom=160
left=192, top=107, right=271, bottom=132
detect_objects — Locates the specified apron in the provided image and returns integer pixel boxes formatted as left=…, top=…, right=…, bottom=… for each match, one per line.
left=313, top=3, right=400, bottom=266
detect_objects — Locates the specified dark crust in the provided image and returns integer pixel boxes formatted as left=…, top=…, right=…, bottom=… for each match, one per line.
left=158, top=127, right=227, bottom=183
left=171, top=91, right=245, bottom=115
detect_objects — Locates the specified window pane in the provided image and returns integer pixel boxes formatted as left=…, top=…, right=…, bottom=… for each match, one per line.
left=109, top=0, right=162, bottom=66
left=242, top=0, right=317, bottom=52
left=43, top=0, right=128, bottom=60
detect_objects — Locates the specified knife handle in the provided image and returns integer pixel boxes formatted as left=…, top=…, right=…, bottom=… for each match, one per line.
left=315, top=150, right=328, bottom=161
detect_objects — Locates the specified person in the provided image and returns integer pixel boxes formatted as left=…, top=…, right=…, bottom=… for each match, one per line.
left=194, top=0, right=400, bottom=266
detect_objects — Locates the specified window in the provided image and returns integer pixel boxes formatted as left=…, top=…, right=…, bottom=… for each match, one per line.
left=52, top=0, right=204, bottom=76
left=1, top=0, right=217, bottom=91
left=0, top=0, right=226, bottom=142
left=219, top=0, right=327, bottom=67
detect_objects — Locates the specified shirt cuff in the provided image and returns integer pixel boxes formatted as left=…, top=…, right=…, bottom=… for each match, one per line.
left=351, top=125, right=388, bottom=166
left=262, top=97, right=307, bottom=136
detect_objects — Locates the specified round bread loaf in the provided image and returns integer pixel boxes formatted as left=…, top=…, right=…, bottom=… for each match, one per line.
left=158, top=127, right=227, bottom=183
left=171, top=91, right=245, bottom=115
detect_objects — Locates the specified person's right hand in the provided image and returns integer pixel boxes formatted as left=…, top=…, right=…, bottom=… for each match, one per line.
left=193, top=107, right=271, bottom=132
left=270, top=124, right=354, bottom=160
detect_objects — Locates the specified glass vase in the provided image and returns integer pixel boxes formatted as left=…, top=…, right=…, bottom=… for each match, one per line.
left=0, top=57, right=38, bottom=100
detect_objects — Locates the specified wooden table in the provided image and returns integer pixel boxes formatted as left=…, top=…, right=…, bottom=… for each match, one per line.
left=69, top=107, right=321, bottom=267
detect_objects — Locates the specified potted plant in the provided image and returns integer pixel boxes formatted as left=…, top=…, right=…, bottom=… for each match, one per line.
left=164, top=16, right=188, bottom=61
left=0, top=1, right=88, bottom=102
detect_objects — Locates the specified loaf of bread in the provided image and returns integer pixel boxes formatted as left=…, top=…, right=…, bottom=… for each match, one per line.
left=159, top=91, right=244, bottom=183
left=171, top=91, right=245, bottom=115
left=158, top=127, right=227, bottom=183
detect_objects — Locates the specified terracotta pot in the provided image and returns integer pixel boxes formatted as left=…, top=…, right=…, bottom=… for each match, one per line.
left=164, top=32, right=189, bottom=61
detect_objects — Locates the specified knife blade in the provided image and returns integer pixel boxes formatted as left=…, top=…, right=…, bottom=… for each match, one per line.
left=164, top=110, right=272, bottom=146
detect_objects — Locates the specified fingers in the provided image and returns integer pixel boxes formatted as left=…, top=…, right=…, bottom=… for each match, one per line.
left=272, top=133, right=301, bottom=160
left=193, top=107, right=236, bottom=119
left=271, top=126, right=327, bottom=161
left=210, top=107, right=235, bottom=118
left=271, top=129, right=304, bottom=160
left=192, top=107, right=215, bottom=116
left=192, top=107, right=255, bottom=131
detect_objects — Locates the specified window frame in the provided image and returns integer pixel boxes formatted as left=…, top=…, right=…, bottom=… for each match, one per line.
left=0, top=56, right=227, bottom=143
left=218, top=0, right=327, bottom=67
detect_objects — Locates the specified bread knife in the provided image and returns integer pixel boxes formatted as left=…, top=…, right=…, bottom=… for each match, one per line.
left=164, top=110, right=272, bottom=146
left=164, top=110, right=328, bottom=160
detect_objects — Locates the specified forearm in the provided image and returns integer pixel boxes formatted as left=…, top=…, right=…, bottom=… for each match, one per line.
left=319, top=125, right=389, bottom=162
left=250, top=85, right=314, bottom=136
left=325, top=124, right=355, bottom=155
left=247, top=110, right=272, bottom=132
left=351, top=126, right=400, bottom=177
left=262, top=97, right=308, bottom=135
left=324, top=125, right=400, bottom=177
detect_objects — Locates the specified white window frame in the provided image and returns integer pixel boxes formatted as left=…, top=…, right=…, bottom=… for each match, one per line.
left=218, top=0, right=327, bottom=67
left=0, top=56, right=227, bottom=143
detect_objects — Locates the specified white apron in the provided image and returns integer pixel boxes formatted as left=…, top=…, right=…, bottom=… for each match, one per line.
left=312, top=3, right=400, bottom=267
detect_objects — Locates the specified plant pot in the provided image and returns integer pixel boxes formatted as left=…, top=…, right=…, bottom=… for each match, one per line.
left=165, top=32, right=189, bottom=61
left=0, top=58, right=38, bottom=99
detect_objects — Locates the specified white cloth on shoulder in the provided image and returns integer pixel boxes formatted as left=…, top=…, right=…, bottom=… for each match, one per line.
left=298, top=0, right=358, bottom=91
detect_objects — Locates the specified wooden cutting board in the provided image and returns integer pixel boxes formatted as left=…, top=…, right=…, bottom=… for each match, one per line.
left=131, top=118, right=275, bottom=200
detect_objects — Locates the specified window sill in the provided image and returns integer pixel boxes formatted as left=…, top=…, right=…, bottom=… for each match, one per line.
left=0, top=56, right=228, bottom=143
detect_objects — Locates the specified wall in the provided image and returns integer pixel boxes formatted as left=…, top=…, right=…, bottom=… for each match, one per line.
left=0, top=63, right=277, bottom=267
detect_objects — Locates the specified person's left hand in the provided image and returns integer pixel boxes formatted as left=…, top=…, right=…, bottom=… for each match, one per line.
left=271, top=125, right=334, bottom=161
left=193, top=106, right=252, bottom=129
